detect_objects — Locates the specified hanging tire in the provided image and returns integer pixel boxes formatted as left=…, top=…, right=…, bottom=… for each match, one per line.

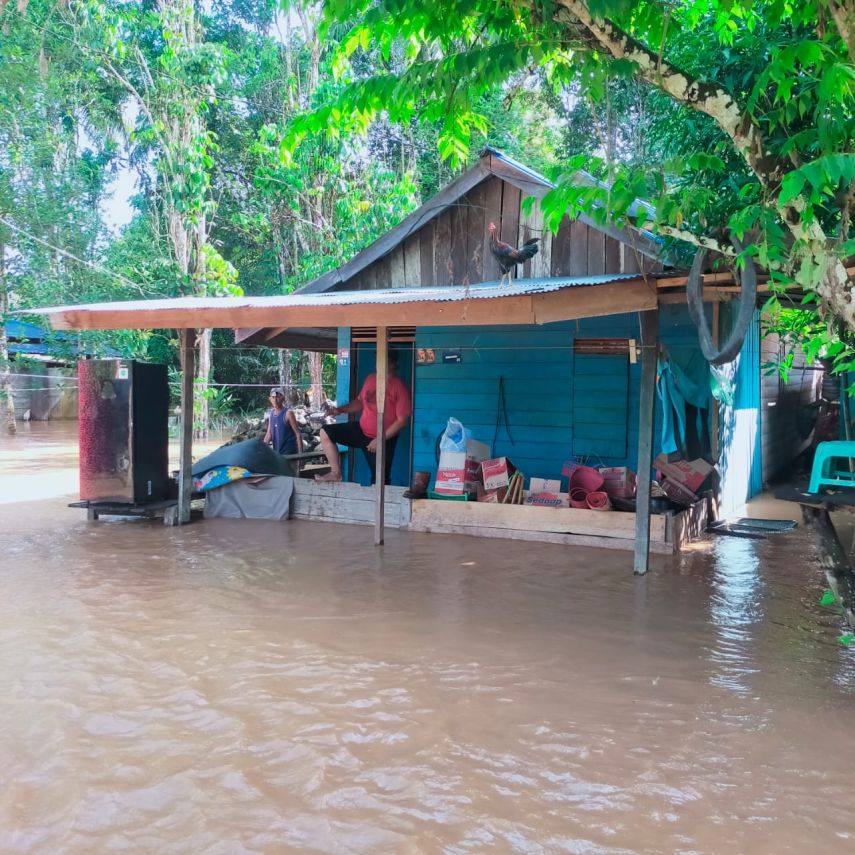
left=686, top=236, right=757, bottom=365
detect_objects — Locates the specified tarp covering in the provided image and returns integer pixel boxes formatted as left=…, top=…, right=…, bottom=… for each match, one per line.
left=204, top=476, right=294, bottom=520
left=657, top=347, right=712, bottom=455
left=191, top=438, right=296, bottom=478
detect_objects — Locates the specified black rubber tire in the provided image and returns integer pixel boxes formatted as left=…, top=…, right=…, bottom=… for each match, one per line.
left=686, top=236, right=757, bottom=365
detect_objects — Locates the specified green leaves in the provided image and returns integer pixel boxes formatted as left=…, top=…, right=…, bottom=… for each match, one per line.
left=820, top=590, right=837, bottom=607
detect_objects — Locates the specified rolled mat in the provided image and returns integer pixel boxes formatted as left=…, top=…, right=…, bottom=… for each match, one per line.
left=569, top=487, right=590, bottom=509
left=586, top=491, right=611, bottom=511
left=570, top=466, right=604, bottom=493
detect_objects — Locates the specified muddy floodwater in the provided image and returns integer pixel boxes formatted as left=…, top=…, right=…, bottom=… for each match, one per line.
left=1, top=423, right=854, bottom=854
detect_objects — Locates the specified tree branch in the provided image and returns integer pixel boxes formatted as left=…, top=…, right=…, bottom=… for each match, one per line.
left=827, top=1, right=855, bottom=64
left=556, top=0, right=785, bottom=187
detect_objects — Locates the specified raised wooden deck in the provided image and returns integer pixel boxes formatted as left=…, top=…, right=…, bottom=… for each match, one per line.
left=286, top=482, right=708, bottom=554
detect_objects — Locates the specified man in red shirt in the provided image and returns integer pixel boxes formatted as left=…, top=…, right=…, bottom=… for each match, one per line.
left=316, top=351, right=412, bottom=484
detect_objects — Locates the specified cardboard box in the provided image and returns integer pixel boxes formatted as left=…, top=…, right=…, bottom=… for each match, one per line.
left=481, top=456, right=517, bottom=490
left=434, top=438, right=491, bottom=495
left=599, top=467, right=637, bottom=498
left=660, top=476, right=698, bottom=507
left=653, top=455, right=713, bottom=493
left=524, top=478, right=569, bottom=508
left=523, top=478, right=570, bottom=508
left=477, top=484, right=507, bottom=503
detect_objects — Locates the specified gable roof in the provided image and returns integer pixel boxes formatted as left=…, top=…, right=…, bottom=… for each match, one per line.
left=298, top=146, right=662, bottom=295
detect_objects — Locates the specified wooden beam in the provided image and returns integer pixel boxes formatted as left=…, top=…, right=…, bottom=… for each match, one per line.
left=374, top=326, right=388, bottom=546
left=411, top=499, right=668, bottom=541
left=657, top=289, right=735, bottom=305
left=178, top=328, right=196, bottom=525
left=634, top=309, right=659, bottom=576
left=531, top=279, right=656, bottom=323
left=41, top=280, right=668, bottom=332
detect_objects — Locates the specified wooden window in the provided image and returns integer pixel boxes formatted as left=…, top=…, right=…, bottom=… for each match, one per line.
left=351, top=326, right=416, bottom=343
left=572, top=343, right=630, bottom=458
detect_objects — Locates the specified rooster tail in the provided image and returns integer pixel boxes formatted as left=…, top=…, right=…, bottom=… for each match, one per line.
left=519, top=238, right=540, bottom=262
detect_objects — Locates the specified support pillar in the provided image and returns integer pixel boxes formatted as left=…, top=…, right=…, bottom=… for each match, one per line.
left=374, top=326, right=388, bottom=546
left=634, top=309, right=660, bottom=575
left=178, top=328, right=196, bottom=525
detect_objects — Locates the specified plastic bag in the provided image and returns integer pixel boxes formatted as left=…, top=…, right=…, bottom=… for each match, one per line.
left=439, top=417, right=471, bottom=453
left=710, top=365, right=735, bottom=407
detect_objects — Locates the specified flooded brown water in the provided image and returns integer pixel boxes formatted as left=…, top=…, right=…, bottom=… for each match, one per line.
left=1, top=422, right=854, bottom=854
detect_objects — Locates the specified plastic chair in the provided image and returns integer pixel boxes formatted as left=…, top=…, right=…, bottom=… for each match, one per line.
left=808, top=441, right=855, bottom=493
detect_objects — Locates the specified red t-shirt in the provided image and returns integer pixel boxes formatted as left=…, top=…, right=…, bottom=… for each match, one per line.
left=358, top=373, right=412, bottom=438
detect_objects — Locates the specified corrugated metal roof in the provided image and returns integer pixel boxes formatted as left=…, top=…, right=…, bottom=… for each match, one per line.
left=24, top=274, right=641, bottom=317
left=484, top=148, right=657, bottom=221
left=9, top=342, right=52, bottom=355
left=7, top=319, right=52, bottom=341
left=484, top=147, right=552, bottom=188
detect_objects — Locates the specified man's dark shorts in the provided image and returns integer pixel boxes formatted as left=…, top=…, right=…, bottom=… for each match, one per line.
left=322, top=421, right=397, bottom=484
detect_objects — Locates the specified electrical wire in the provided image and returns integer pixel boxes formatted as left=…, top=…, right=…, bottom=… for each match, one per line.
left=0, top=216, right=155, bottom=297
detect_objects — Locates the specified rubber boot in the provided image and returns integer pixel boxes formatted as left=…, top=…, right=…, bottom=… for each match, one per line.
left=403, top=471, right=430, bottom=499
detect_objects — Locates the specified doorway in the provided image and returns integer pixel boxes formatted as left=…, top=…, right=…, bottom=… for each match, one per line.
left=349, top=341, right=414, bottom=487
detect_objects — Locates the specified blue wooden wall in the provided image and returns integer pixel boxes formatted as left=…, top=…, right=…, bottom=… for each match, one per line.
left=334, top=303, right=764, bottom=497
left=409, top=304, right=707, bottom=482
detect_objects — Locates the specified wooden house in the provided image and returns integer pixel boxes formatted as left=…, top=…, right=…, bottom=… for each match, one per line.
left=28, top=148, right=819, bottom=569
left=238, top=148, right=769, bottom=520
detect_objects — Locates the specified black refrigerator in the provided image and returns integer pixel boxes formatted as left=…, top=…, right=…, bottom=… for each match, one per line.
left=78, top=360, right=170, bottom=503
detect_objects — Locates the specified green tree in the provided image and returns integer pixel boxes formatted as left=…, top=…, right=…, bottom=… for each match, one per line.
left=0, top=0, right=122, bottom=433
left=291, top=0, right=855, bottom=329
left=73, top=0, right=240, bottom=436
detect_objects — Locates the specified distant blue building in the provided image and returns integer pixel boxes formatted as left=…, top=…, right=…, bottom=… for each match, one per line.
left=5, top=319, right=114, bottom=420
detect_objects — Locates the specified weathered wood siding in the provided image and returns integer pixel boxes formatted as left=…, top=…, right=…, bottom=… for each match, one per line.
left=410, top=304, right=700, bottom=481
left=291, top=481, right=411, bottom=527
left=339, top=176, right=661, bottom=290
left=760, top=330, right=820, bottom=483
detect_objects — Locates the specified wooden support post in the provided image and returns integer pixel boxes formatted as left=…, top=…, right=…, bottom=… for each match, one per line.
left=374, top=326, right=388, bottom=546
left=178, top=328, right=196, bottom=525
left=801, top=505, right=855, bottom=630
left=838, top=323, right=853, bottom=472
left=634, top=308, right=660, bottom=576
left=711, top=301, right=720, bottom=461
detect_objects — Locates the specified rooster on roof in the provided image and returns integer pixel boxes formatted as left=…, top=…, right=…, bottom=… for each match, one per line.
left=488, top=222, right=540, bottom=286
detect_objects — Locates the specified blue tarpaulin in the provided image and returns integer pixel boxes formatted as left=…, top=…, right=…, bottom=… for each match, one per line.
left=657, top=347, right=711, bottom=455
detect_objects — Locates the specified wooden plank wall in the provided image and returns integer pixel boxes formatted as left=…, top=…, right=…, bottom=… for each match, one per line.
left=410, top=304, right=699, bottom=482
left=342, top=176, right=661, bottom=289
left=760, top=329, right=820, bottom=483
left=291, top=480, right=411, bottom=527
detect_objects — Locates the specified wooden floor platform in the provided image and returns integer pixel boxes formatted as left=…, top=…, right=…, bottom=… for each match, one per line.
left=69, top=498, right=203, bottom=525
left=409, top=497, right=710, bottom=554
left=290, top=480, right=411, bottom=527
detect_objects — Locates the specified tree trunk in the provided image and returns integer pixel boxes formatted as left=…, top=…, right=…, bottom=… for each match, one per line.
left=0, top=239, right=17, bottom=434
left=277, top=347, right=294, bottom=403
left=308, top=350, right=324, bottom=411
left=194, top=327, right=211, bottom=438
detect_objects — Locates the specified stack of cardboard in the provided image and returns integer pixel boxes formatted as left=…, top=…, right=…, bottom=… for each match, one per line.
left=478, top=456, right=517, bottom=502
left=434, top=438, right=491, bottom=496
left=599, top=467, right=637, bottom=499
left=653, top=455, right=714, bottom=506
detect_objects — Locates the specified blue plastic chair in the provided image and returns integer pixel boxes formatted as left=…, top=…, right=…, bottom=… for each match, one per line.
left=808, top=441, right=855, bottom=493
